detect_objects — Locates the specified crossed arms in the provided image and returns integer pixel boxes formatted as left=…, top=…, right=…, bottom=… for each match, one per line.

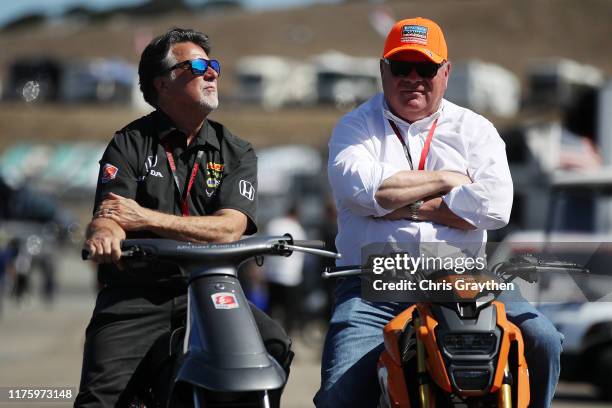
left=84, top=193, right=247, bottom=265
left=327, top=118, right=513, bottom=230
left=374, top=170, right=476, bottom=230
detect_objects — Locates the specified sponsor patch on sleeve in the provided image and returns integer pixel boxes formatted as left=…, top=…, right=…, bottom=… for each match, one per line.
left=100, top=163, right=119, bottom=184
left=211, top=292, right=239, bottom=309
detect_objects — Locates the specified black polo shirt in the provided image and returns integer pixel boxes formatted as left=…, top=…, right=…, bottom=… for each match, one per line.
left=93, top=110, right=258, bottom=286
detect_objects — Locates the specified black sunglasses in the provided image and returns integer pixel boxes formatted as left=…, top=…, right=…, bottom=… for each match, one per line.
left=164, top=58, right=221, bottom=76
left=383, top=58, right=443, bottom=79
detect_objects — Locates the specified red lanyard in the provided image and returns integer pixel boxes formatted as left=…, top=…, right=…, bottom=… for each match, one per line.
left=388, top=118, right=438, bottom=171
left=162, top=142, right=204, bottom=216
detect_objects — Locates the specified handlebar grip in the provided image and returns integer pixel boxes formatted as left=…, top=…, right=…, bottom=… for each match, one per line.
left=82, top=241, right=130, bottom=261
left=292, top=240, right=326, bottom=249
left=326, top=265, right=364, bottom=273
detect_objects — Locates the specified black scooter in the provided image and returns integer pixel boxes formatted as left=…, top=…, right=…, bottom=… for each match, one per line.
left=83, top=234, right=339, bottom=408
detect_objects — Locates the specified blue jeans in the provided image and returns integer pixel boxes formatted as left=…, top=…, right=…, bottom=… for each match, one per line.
left=314, top=278, right=564, bottom=408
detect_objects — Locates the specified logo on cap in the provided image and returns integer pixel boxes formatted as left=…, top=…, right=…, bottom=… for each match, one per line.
left=100, top=163, right=118, bottom=184
left=239, top=180, right=255, bottom=201
left=211, top=292, right=239, bottom=309
left=401, top=25, right=428, bottom=45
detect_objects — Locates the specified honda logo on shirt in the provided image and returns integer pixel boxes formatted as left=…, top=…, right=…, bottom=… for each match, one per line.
left=239, top=180, right=255, bottom=201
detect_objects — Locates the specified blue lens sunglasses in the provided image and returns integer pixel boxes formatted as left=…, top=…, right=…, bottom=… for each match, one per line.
left=164, top=58, right=221, bottom=76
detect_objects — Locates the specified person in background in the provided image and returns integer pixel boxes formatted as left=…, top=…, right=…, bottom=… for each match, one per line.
left=0, top=239, right=19, bottom=316
left=264, top=203, right=306, bottom=333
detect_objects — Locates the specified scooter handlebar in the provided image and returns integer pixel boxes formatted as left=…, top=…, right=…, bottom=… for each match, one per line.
left=81, top=235, right=341, bottom=263
left=81, top=247, right=132, bottom=261
left=494, top=256, right=589, bottom=283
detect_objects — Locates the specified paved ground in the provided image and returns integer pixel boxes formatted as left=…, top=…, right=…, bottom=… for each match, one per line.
left=0, top=248, right=609, bottom=407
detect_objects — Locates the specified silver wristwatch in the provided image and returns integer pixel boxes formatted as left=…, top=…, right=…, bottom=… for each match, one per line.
left=407, top=200, right=424, bottom=221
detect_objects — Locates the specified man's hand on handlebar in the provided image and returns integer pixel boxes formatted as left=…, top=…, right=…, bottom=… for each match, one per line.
left=83, top=216, right=127, bottom=268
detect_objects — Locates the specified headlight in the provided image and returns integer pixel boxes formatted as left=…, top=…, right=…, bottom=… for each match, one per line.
left=442, top=332, right=497, bottom=355
left=451, top=368, right=492, bottom=391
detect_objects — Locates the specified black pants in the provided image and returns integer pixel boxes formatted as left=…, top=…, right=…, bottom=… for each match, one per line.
left=75, top=285, right=293, bottom=407
left=268, top=282, right=302, bottom=334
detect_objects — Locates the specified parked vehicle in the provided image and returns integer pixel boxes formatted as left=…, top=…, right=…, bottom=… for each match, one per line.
left=526, top=58, right=604, bottom=107
left=498, top=170, right=612, bottom=400
left=445, top=60, right=520, bottom=118
left=313, top=51, right=381, bottom=109
left=4, top=57, right=62, bottom=102
left=235, top=56, right=316, bottom=110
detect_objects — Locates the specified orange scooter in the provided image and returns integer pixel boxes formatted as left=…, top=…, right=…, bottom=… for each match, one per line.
left=323, top=255, right=588, bottom=408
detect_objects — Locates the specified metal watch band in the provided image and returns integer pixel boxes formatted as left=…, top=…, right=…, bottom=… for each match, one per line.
left=408, top=200, right=424, bottom=221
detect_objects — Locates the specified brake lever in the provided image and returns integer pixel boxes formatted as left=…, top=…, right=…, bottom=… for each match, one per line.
left=322, top=267, right=364, bottom=279
left=275, top=243, right=341, bottom=259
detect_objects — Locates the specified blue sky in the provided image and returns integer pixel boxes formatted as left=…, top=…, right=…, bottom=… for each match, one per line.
left=0, top=0, right=326, bottom=27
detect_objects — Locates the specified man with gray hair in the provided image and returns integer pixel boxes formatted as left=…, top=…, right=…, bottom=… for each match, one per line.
left=75, top=28, right=292, bottom=407
left=316, top=17, right=563, bottom=408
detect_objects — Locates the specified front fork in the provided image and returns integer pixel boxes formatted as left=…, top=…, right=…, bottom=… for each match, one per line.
left=415, top=317, right=433, bottom=408
left=498, top=362, right=512, bottom=408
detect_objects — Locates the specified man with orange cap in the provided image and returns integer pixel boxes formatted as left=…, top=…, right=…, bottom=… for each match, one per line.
left=317, top=17, right=563, bottom=407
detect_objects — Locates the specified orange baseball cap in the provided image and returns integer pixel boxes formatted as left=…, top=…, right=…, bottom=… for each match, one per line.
left=382, top=17, right=447, bottom=63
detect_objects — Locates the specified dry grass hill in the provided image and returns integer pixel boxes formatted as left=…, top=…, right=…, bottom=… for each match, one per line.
left=0, top=0, right=610, bottom=149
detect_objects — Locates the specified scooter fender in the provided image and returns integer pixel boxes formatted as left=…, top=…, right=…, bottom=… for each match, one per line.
left=379, top=305, right=417, bottom=407
left=492, top=301, right=530, bottom=408
left=173, top=274, right=286, bottom=393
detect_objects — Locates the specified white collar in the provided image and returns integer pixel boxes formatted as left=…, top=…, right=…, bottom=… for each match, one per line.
left=382, top=97, right=444, bottom=127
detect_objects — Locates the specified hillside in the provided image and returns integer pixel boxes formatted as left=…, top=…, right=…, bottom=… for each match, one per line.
left=0, top=0, right=610, bottom=148
left=2, top=0, right=610, bottom=77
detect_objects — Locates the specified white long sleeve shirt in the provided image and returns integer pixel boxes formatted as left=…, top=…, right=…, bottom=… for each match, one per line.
left=328, top=93, right=513, bottom=266
left=265, top=216, right=306, bottom=286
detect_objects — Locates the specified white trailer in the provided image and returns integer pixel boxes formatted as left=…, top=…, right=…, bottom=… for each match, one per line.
left=527, top=58, right=604, bottom=106
left=235, top=55, right=316, bottom=110
left=60, top=58, right=138, bottom=105
left=445, top=60, right=520, bottom=117
left=312, top=51, right=382, bottom=108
